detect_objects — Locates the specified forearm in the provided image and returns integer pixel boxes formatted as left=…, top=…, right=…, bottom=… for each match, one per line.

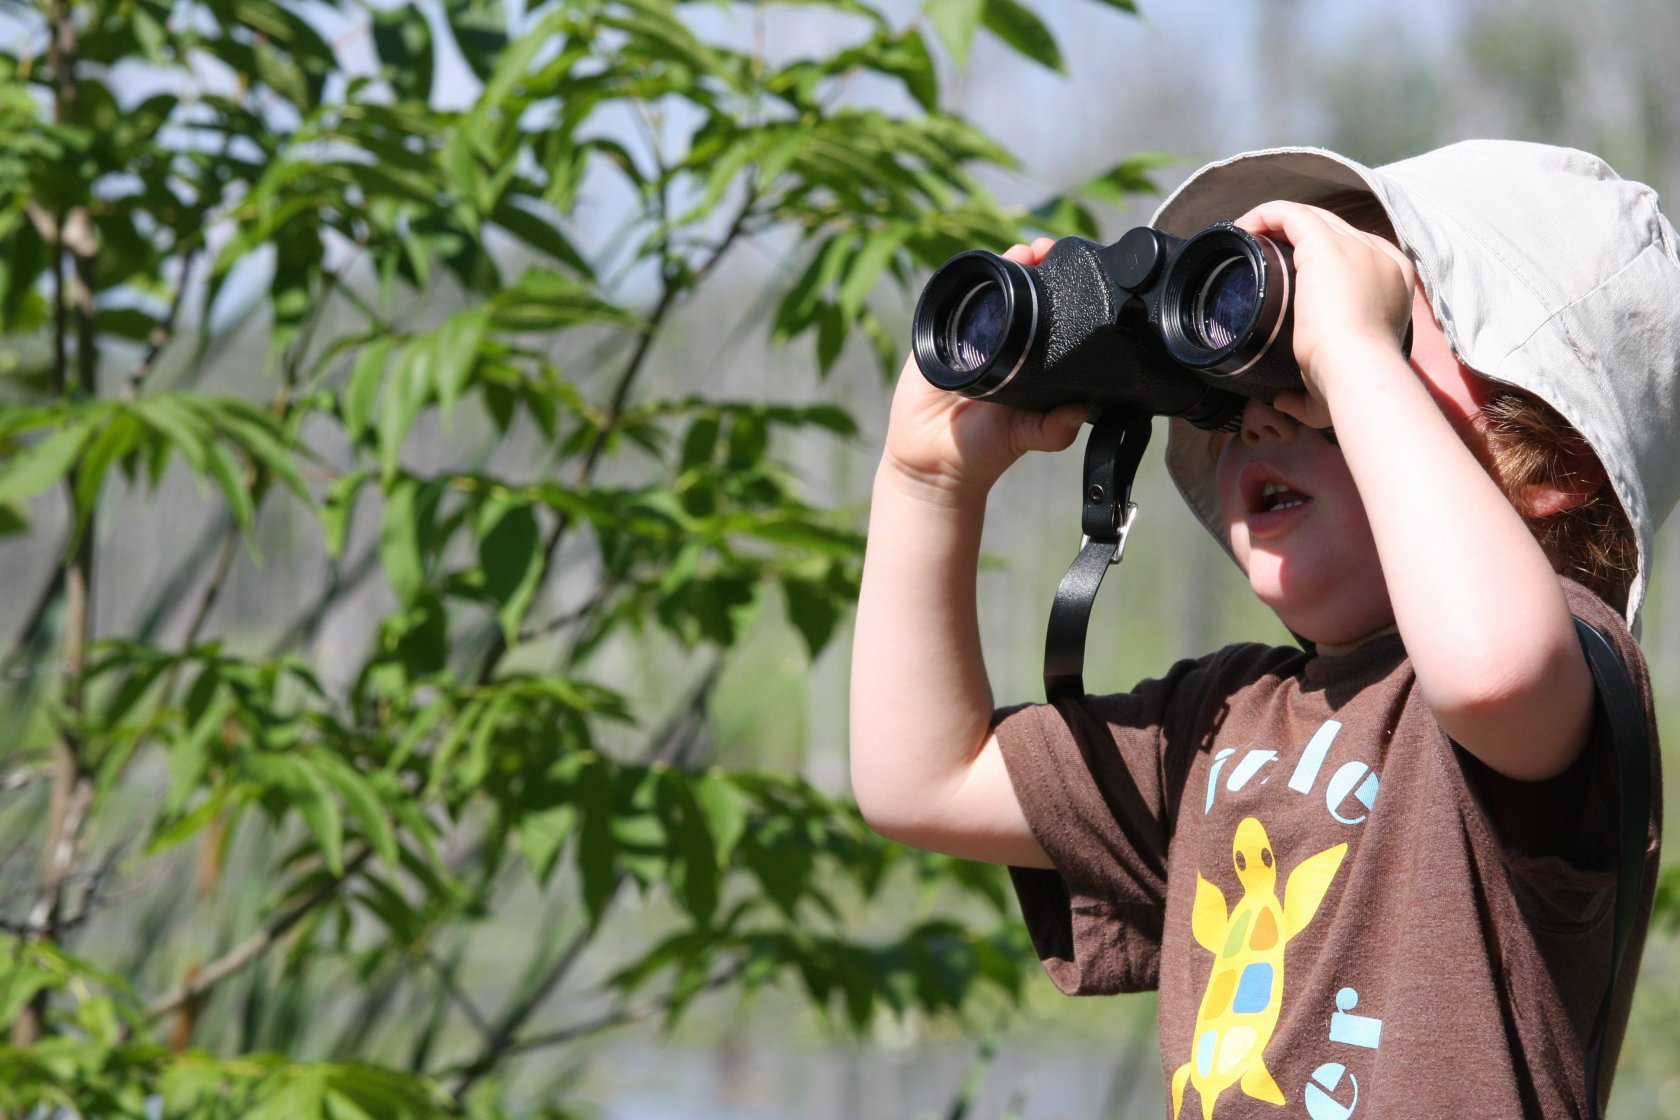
left=849, top=465, right=997, bottom=836
left=1324, top=342, right=1592, bottom=776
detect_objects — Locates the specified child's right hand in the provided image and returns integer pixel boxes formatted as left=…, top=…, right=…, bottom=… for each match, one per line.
left=879, top=238, right=1091, bottom=502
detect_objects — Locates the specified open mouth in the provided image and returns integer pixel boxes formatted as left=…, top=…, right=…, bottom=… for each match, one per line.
left=1257, top=480, right=1310, bottom=513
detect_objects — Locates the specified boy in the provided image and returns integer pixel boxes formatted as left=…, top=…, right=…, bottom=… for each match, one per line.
left=850, top=141, right=1676, bottom=1118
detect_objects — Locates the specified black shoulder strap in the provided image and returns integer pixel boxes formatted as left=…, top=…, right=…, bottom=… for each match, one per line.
left=1043, top=410, right=1151, bottom=703
left=1573, top=615, right=1651, bottom=1120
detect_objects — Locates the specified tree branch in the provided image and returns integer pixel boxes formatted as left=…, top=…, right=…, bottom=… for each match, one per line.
left=499, top=966, right=741, bottom=1059
left=265, top=543, right=382, bottom=657
left=146, top=845, right=373, bottom=1022
left=124, top=249, right=199, bottom=402
left=14, top=0, right=99, bottom=1048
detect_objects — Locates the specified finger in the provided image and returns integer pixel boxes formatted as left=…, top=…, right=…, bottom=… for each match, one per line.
left=1270, top=390, right=1333, bottom=431
left=1002, top=238, right=1057, bottom=267
left=1357, top=230, right=1417, bottom=285
left=1014, top=402, right=1090, bottom=454
left=1232, top=199, right=1328, bottom=240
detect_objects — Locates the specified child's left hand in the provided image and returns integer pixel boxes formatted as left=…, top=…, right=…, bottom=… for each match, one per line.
left=1233, top=201, right=1416, bottom=429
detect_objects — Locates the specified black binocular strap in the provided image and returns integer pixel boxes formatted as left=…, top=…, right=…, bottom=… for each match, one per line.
left=1041, top=419, right=1650, bottom=1118
left=1574, top=616, right=1651, bottom=1120
left=1043, top=409, right=1152, bottom=703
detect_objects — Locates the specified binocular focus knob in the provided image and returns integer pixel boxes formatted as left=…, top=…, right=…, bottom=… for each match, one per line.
left=1106, top=227, right=1171, bottom=292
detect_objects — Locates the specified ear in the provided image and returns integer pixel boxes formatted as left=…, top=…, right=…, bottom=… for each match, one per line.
left=1521, top=452, right=1607, bottom=518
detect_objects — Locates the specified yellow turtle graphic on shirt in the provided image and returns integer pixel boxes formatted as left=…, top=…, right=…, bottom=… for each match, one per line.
left=1171, top=817, right=1347, bottom=1120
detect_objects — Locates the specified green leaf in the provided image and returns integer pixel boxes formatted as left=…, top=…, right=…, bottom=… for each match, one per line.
left=443, top=0, right=509, bottom=82
left=372, top=6, right=436, bottom=103
left=693, top=773, right=749, bottom=865
left=661, top=773, right=719, bottom=926
left=203, top=434, right=256, bottom=532
left=837, top=227, right=904, bottom=322
left=925, top=0, right=985, bottom=69
left=73, top=411, right=147, bottom=532
left=147, top=787, right=233, bottom=856
left=321, top=469, right=370, bottom=559
left=342, top=339, right=392, bottom=445
left=97, top=306, right=164, bottom=344
left=679, top=414, right=720, bottom=473
left=773, top=235, right=852, bottom=343
left=871, top=28, right=940, bottom=113
left=316, top=754, right=399, bottom=868
left=488, top=270, right=640, bottom=333
left=476, top=497, right=542, bottom=642
left=982, top=0, right=1064, bottom=73
left=427, top=309, right=488, bottom=422
left=489, top=197, right=592, bottom=277
left=814, top=302, right=846, bottom=375
left=518, top=800, right=578, bottom=885
left=199, top=398, right=312, bottom=502
left=604, top=0, right=725, bottom=79
left=575, top=757, right=617, bottom=924
left=377, top=341, right=432, bottom=481
left=1078, top=152, right=1175, bottom=205
left=0, top=416, right=97, bottom=506
left=782, top=574, right=843, bottom=659
left=252, top=752, right=345, bottom=876
left=379, top=476, right=426, bottom=607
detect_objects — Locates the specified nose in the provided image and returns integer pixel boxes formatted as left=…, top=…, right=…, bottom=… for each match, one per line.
left=1239, top=398, right=1298, bottom=446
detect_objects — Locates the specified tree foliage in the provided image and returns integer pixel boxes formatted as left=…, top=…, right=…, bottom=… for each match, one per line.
left=0, top=0, right=1159, bottom=1114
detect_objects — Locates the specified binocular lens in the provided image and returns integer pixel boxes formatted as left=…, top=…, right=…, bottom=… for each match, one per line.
left=947, top=281, right=1009, bottom=372
left=1193, top=259, right=1259, bottom=350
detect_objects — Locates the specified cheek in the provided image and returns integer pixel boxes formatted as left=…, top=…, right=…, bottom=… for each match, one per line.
left=1213, top=442, right=1248, bottom=549
left=1407, top=291, right=1494, bottom=448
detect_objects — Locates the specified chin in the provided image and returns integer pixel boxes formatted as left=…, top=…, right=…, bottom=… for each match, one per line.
left=1250, top=575, right=1394, bottom=653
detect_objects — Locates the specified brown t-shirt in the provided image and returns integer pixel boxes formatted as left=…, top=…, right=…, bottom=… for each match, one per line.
left=997, top=581, right=1660, bottom=1120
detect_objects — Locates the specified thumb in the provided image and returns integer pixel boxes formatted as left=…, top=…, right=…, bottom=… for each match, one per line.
left=1014, top=403, right=1091, bottom=455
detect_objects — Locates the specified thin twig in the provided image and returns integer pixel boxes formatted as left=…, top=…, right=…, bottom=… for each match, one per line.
left=265, top=544, right=381, bottom=657
left=1, top=768, right=43, bottom=793
left=1, top=845, right=121, bottom=938
left=146, top=845, right=373, bottom=1021
left=499, top=967, right=741, bottom=1058
left=514, top=582, right=610, bottom=646
left=420, top=947, right=496, bottom=1043
left=176, top=520, right=242, bottom=655
left=125, top=249, right=199, bottom=401
left=131, top=510, right=234, bottom=646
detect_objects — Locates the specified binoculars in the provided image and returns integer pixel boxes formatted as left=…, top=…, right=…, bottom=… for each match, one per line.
left=911, top=223, right=1307, bottom=430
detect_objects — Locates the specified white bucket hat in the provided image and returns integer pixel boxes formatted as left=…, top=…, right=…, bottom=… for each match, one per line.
left=1154, top=140, right=1680, bottom=625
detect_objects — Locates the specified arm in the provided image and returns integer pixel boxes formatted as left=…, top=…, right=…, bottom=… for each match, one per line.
left=849, top=241, right=1086, bottom=867
left=1237, top=202, right=1595, bottom=781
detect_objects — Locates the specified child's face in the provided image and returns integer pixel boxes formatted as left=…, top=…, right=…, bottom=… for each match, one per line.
left=1215, top=399, right=1392, bottom=652
left=1214, top=290, right=1489, bottom=653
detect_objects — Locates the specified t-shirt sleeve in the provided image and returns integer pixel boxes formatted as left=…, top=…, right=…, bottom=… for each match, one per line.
left=992, top=653, right=1218, bottom=995
left=1475, top=579, right=1659, bottom=878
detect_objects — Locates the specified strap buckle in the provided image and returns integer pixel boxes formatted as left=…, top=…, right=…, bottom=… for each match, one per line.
left=1081, top=501, right=1139, bottom=566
